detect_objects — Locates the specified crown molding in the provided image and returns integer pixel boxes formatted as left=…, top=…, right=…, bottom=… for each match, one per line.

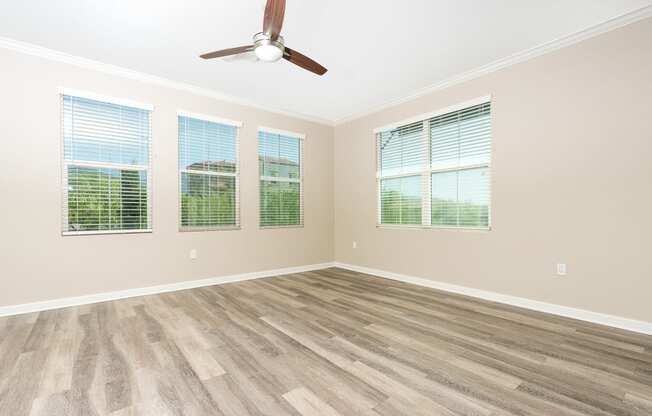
left=333, top=5, right=652, bottom=125
left=0, top=36, right=334, bottom=127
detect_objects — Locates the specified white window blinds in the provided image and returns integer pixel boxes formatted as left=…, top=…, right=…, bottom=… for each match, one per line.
left=377, top=121, right=426, bottom=225
left=376, top=99, right=492, bottom=229
left=62, top=93, right=152, bottom=235
left=258, top=129, right=304, bottom=227
left=178, top=113, right=240, bottom=230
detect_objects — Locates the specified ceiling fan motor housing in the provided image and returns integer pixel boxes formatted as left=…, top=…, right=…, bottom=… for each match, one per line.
left=253, top=32, right=285, bottom=62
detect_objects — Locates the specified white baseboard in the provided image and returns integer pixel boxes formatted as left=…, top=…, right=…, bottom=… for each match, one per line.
left=334, top=262, right=652, bottom=336
left=6, top=261, right=651, bottom=336
left=0, top=262, right=335, bottom=317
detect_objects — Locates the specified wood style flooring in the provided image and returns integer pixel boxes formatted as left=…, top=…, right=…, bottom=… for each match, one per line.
left=1, top=267, right=651, bottom=415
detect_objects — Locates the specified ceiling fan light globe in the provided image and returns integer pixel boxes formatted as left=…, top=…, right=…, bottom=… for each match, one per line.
left=255, top=44, right=283, bottom=62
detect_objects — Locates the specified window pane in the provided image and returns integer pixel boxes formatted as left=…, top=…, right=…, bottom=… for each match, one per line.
left=259, top=131, right=301, bottom=179
left=67, top=166, right=148, bottom=231
left=179, top=117, right=237, bottom=174
left=63, top=96, right=150, bottom=166
left=380, top=176, right=422, bottom=225
left=181, top=173, right=236, bottom=227
left=430, top=112, right=462, bottom=171
left=459, top=106, right=491, bottom=167
left=378, top=121, right=425, bottom=177
left=260, top=180, right=301, bottom=227
left=432, top=167, right=489, bottom=227
left=431, top=171, right=458, bottom=226
left=458, top=167, right=490, bottom=227
left=430, top=102, right=491, bottom=170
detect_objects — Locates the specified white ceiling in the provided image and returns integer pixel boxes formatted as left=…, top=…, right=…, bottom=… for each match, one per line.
left=1, top=1, right=650, bottom=124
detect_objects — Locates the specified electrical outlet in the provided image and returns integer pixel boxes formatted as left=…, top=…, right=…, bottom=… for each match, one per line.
left=352, top=241, right=357, bottom=249
left=556, top=263, right=567, bottom=276
left=190, top=249, right=198, bottom=260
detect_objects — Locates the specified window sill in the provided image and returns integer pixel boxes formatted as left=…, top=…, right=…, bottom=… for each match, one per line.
left=376, top=224, right=491, bottom=232
left=62, top=229, right=153, bottom=236
left=260, top=225, right=304, bottom=230
left=179, top=226, right=240, bottom=232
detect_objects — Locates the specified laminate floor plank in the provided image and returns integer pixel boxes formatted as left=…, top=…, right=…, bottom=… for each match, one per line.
left=1, top=267, right=650, bottom=415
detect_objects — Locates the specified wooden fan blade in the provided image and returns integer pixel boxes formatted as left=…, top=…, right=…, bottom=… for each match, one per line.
left=263, top=0, right=285, bottom=40
left=283, top=47, right=328, bottom=76
left=200, top=45, right=254, bottom=59
left=222, top=51, right=259, bottom=63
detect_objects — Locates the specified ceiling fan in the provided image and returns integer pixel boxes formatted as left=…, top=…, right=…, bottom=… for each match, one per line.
left=200, top=0, right=328, bottom=76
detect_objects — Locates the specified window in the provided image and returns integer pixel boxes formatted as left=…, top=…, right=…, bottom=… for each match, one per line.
left=376, top=98, right=491, bottom=229
left=178, top=112, right=240, bottom=230
left=61, top=90, right=152, bottom=235
left=258, top=128, right=304, bottom=227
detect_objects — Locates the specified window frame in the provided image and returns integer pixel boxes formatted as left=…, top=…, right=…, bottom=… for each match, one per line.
left=375, top=96, right=492, bottom=231
left=257, top=126, right=305, bottom=229
left=60, top=88, right=153, bottom=236
left=177, top=110, right=242, bottom=232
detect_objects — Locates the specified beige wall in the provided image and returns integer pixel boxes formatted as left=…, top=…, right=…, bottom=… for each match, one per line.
left=0, top=48, right=334, bottom=308
left=1, top=17, right=651, bottom=322
left=334, top=18, right=652, bottom=322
